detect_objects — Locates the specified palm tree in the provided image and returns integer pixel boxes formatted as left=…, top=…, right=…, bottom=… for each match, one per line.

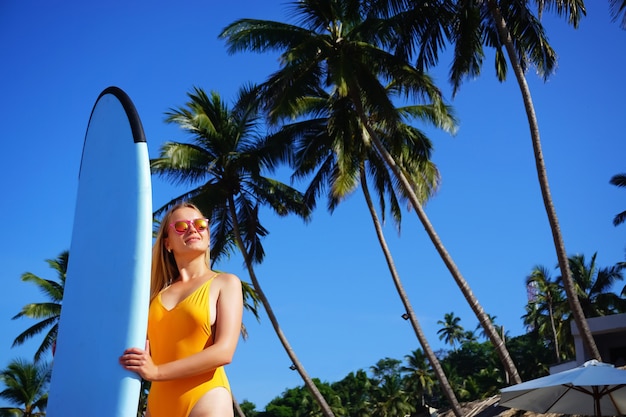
left=524, top=265, right=565, bottom=361
left=369, top=359, right=413, bottom=417
left=437, top=312, right=465, bottom=351
left=371, top=374, right=415, bottom=417
left=360, top=170, right=464, bottom=414
left=374, top=0, right=601, bottom=362
left=12, top=251, right=67, bottom=362
left=262, top=77, right=463, bottom=413
left=331, top=370, right=373, bottom=417
left=220, top=0, right=521, bottom=392
left=610, top=173, right=626, bottom=226
left=524, top=253, right=625, bottom=362
left=221, top=3, right=463, bottom=413
left=401, top=349, right=436, bottom=407
left=150, top=86, right=335, bottom=417
left=0, top=358, right=50, bottom=417
left=563, top=253, right=626, bottom=317
left=359, top=167, right=464, bottom=414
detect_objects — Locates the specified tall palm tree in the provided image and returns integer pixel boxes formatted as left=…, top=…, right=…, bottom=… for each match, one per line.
left=220, top=0, right=521, bottom=389
left=0, top=359, right=50, bottom=417
left=374, top=0, right=601, bottom=362
left=221, top=4, right=463, bottom=413
left=360, top=173, right=464, bottom=414
left=263, top=79, right=463, bottom=413
left=12, top=251, right=67, bottom=362
left=437, top=312, right=465, bottom=351
left=359, top=169, right=464, bottom=414
left=150, top=86, right=335, bottom=417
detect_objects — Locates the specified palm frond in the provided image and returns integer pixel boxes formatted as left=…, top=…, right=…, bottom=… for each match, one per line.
left=449, top=1, right=485, bottom=95
left=609, top=0, right=626, bottom=28
left=610, top=173, right=626, bottom=187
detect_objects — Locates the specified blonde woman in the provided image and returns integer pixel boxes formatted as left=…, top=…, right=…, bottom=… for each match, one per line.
left=120, top=202, right=243, bottom=417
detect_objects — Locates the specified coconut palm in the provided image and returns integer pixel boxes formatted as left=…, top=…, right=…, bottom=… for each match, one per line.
left=12, top=251, right=67, bottom=362
left=359, top=166, right=465, bottom=414
left=220, top=0, right=520, bottom=400
left=524, top=253, right=625, bottom=362
left=221, top=3, right=463, bottom=413
left=262, top=78, right=463, bottom=413
left=0, top=358, right=50, bottom=417
left=401, top=349, right=436, bottom=407
left=150, top=86, right=335, bottom=417
left=371, top=374, right=414, bottom=417
left=360, top=167, right=464, bottom=414
left=338, top=371, right=374, bottom=417
left=524, top=265, right=566, bottom=361
left=370, top=359, right=413, bottom=416
left=220, top=0, right=520, bottom=382
left=373, top=0, right=602, bottom=362
left=437, top=312, right=465, bottom=351
left=563, top=253, right=626, bottom=316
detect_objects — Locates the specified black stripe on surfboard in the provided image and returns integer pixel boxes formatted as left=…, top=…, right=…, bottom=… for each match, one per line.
left=95, top=86, right=146, bottom=144
left=77, top=86, right=147, bottom=178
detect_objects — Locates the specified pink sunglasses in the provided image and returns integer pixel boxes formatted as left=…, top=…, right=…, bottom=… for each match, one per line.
left=169, top=218, right=209, bottom=235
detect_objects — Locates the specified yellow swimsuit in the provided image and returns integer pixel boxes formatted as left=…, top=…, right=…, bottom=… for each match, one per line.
left=147, top=275, right=230, bottom=417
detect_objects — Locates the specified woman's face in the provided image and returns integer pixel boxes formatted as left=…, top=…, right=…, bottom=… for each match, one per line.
left=164, top=207, right=210, bottom=255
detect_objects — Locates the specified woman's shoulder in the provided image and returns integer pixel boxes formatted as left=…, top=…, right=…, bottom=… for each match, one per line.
left=213, top=271, right=241, bottom=288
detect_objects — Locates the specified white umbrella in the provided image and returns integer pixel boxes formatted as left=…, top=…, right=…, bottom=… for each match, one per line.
left=500, top=360, right=626, bottom=416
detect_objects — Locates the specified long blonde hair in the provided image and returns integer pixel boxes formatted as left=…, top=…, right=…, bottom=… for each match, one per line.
left=150, top=202, right=211, bottom=301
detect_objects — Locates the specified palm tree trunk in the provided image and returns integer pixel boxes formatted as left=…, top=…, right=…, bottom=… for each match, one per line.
left=232, top=394, right=246, bottom=417
left=227, top=197, right=336, bottom=417
left=351, top=103, right=522, bottom=384
left=359, top=169, right=464, bottom=417
left=547, top=298, right=561, bottom=362
left=486, top=0, right=601, bottom=362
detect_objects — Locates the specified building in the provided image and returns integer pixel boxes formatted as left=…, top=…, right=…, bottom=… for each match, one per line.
left=550, top=312, right=626, bottom=374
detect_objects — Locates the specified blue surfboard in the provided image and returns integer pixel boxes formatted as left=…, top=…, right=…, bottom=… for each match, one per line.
left=47, top=86, right=152, bottom=417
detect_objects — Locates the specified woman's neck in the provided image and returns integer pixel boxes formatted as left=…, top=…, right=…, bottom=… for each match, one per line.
left=174, top=255, right=211, bottom=282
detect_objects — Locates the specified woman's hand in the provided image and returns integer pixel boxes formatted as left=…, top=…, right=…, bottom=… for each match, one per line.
left=119, top=340, right=159, bottom=381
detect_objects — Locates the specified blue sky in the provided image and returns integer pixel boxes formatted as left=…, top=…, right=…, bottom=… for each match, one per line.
left=1, top=0, right=625, bottom=411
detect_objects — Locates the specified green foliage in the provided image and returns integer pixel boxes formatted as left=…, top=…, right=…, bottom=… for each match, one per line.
left=260, top=404, right=293, bottom=417
left=505, top=333, right=554, bottom=382
left=523, top=252, right=626, bottom=363
left=12, top=251, right=68, bottom=362
left=259, top=379, right=345, bottom=417
left=332, top=370, right=373, bottom=417
left=436, top=312, right=465, bottom=350
left=0, top=358, right=50, bottom=417
left=240, top=400, right=259, bottom=417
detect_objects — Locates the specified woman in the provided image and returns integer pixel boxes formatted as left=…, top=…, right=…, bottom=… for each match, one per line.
left=120, top=202, right=243, bottom=417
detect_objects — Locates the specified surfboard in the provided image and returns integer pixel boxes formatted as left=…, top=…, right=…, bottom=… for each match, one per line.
left=47, top=86, right=152, bottom=417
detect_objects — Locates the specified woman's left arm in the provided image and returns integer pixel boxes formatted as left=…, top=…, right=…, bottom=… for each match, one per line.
left=120, top=273, right=243, bottom=381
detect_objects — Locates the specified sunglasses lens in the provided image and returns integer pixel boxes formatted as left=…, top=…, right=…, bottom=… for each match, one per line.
left=193, top=219, right=208, bottom=231
left=173, top=221, right=189, bottom=234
